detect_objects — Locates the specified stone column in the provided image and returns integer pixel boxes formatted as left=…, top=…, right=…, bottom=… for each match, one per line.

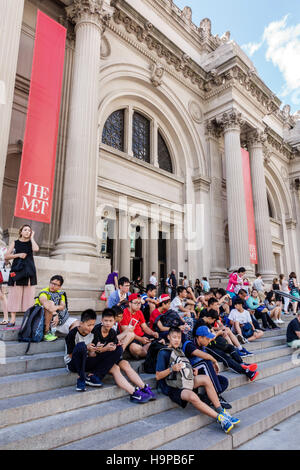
left=220, top=109, right=251, bottom=272
left=0, top=0, right=24, bottom=244
left=119, top=210, right=131, bottom=278
left=248, top=130, right=276, bottom=279
left=53, top=0, right=114, bottom=257
left=149, top=219, right=159, bottom=280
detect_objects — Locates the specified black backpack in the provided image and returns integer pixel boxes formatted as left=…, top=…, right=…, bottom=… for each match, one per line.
left=143, top=340, right=166, bottom=374
left=18, top=305, right=45, bottom=353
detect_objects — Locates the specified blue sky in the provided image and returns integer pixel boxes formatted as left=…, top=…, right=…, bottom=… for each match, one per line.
left=174, top=0, right=300, bottom=113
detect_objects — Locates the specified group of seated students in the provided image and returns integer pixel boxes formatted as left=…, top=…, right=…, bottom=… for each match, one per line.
left=35, top=273, right=300, bottom=435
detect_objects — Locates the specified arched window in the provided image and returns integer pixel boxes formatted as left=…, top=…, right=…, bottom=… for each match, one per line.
left=267, top=196, right=274, bottom=218
left=158, top=130, right=173, bottom=173
left=132, top=112, right=150, bottom=163
left=102, top=109, right=124, bottom=151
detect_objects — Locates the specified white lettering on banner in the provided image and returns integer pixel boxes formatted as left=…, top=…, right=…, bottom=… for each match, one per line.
left=21, top=181, right=50, bottom=215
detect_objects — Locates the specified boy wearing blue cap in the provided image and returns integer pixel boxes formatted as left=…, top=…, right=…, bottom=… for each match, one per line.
left=182, top=326, right=231, bottom=409
left=156, top=327, right=240, bottom=433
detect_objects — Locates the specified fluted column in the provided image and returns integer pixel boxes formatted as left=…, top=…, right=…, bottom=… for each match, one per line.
left=220, top=110, right=251, bottom=272
left=149, top=219, right=159, bottom=279
left=0, top=0, right=24, bottom=243
left=248, top=130, right=276, bottom=278
left=119, top=210, right=130, bottom=278
left=53, top=0, right=114, bottom=257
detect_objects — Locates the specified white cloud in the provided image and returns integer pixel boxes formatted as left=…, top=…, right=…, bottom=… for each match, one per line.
left=263, top=15, right=300, bottom=100
left=241, top=41, right=263, bottom=57
left=242, top=15, right=300, bottom=106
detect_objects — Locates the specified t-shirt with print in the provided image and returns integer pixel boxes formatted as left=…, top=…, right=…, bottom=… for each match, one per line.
left=229, top=309, right=252, bottom=326
left=286, top=318, right=300, bottom=343
left=120, top=308, right=146, bottom=337
left=64, top=327, right=97, bottom=365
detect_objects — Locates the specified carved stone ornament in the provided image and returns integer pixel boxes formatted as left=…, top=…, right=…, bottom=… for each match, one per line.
left=282, top=104, right=291, bottom=120
left=217, top=109, right=244, bottom=132
left=263, top=146, right=271, bottom=165
left=248, top=129, right=267, bottom=147
left=66, top=0, right=114, bottom=32
left=100, top=35, right=111, bottom=58
left=181, top=6, right=192, bottom=23
left=199, top=18, right=211, bottom=41
left=150, top=62, right=165, bottom=87
left=205, top=120, right=221, bottom=138
left=189, top=101, right=203, bottom=123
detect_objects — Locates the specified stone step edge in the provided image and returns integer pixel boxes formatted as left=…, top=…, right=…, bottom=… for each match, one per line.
left=55, top=370, right=300, bottom=451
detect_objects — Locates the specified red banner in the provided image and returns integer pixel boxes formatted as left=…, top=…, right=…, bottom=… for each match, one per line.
left=241, top=148, right=258, bottom=264
left=14, top=10, right=66, bottom=223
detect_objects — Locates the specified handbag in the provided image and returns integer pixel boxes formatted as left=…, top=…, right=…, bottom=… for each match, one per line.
left=0, top=263, right=10, bottom=284
left=10, top=258, right=27, bottom=282
left=241, top=322, right=254, bottom=339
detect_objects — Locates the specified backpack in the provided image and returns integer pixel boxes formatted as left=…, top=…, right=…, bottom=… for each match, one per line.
left=241, top=322, right=254, bottom=339
left=143, top=340, right=166, bottom=374
left=153, top=309, right=183, bottom=332
left=164, top=347, right=194, bottom=390
left=18, top=305, right=45, bottom=353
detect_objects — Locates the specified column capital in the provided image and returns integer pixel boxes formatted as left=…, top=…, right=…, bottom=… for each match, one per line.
left=247, top=129, right=267, bottom=148
left=66, top=0, right=114, bottom=33
left=205, top=120, right=221, bottom=139
left=217, top=109, right=244, bottom=133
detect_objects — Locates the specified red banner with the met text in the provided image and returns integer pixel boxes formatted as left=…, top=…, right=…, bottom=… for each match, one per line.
left=14, top=10, right=66, bottom=224
left=241, top=148, right=258, bottom=264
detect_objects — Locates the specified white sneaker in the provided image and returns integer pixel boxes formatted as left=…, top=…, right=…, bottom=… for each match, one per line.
left=278, top=319, right=284, bottom=324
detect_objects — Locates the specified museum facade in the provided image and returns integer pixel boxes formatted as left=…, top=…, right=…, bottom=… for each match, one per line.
left=1, top=0, right=300, bottom=310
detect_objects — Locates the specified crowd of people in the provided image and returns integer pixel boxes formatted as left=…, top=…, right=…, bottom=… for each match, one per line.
left=1, top=225, right=300, bottom=435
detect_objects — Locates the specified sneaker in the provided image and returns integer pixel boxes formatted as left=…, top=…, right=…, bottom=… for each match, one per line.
left=76, top=378, right=86, bottom=392
left=141, top=384, right=157, bottom=401
left=246, top=370, right=259, bottom=382
left=241, top=347, right=254, bottom=356
left=85, top=374, right=103, bottom=387
left=218, top=395, right=232, bottom=409
left=43, top=333, right=58, bottom=342
left=241, top=363, right=258, bottom=372
left=238, top=348, right=253, bottom=357
left=130, top=387, right=151, bottom=404
left=217, top=413, right=234, bottom=434
left=236, top=334, right=246, bottom=344
left=222, top=409, right=240, bottom=425
left=278, top=319, right=284, bottom=324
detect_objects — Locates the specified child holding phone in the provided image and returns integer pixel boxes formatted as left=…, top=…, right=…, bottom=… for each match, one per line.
left=93, top=308, right=156, bottom=402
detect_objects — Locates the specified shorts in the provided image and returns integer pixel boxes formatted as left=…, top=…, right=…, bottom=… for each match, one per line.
left=56, top=317, right=78, bottom=335
left=168, top=387, right=189, bottom=408
left=105, top=284, right=115, bottom=299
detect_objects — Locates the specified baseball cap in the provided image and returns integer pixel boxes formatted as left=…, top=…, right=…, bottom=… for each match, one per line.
left=159, top=294, right=171, bottom=304
left=195, top=326, right=215, bottom=339
left=128, top=293, right=140, bottom=302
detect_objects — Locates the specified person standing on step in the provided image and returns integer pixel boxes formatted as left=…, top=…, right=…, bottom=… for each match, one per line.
left=104, top=270, right=118, bottom=307
left=0, top=247, right=9, bottom=325
left=5, top=225, right=39, bottom=328
left=288, top=272, right=300, bottom=315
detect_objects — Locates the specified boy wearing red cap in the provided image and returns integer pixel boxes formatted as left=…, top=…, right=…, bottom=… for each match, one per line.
left=149, top=294, right=171, bottom=330
left=120, top=293, right=159, bottom=359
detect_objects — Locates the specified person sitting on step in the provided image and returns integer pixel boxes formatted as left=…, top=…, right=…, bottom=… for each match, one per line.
left=93, top=308, right=156, bottom=403
left=156, top=327, right=241, bottom=434
left=35, top=275, right=79, bottom=342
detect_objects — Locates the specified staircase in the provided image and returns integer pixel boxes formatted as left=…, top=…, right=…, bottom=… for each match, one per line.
left=0, top=317, right=299, bottom=450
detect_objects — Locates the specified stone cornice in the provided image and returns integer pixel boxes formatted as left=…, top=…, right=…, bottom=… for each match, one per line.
left=192, top=175, right=211, bottom=192
left=109, top=4, right=281, bottom=116
left=264, top=126, right=294, bottom=160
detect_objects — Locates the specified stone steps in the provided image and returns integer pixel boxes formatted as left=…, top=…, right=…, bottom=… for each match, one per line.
left=157, top=384, right=300, bottom=450
left=0, top=318, right=297, bottom=450
left=56, top=367, right=300, bottom=450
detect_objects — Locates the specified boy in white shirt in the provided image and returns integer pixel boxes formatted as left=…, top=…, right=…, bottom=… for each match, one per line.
left=229, top=299, right=264, bottom=343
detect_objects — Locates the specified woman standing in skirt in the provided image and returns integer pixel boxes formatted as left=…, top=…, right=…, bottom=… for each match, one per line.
left=5, top=224, right=39, bottom=327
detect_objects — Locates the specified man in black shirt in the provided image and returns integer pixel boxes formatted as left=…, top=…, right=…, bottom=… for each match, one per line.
left=286, top=312, right=300, bottom=348
left=65, top=309, right=122, bottom=392
left=93, top=308, right=156, bottom=402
